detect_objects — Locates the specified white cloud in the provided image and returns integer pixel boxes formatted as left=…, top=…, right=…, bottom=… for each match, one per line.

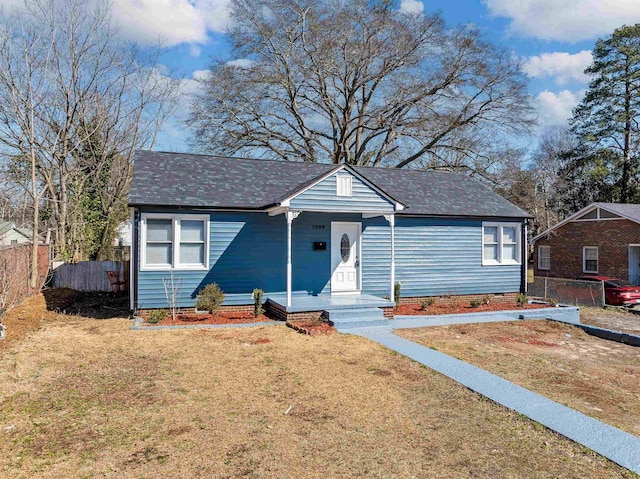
left=400, top=0, right=424, bottom=15
left=485, top=0, right=640, bottom=41
left=225, top=58, right=256, bottom=68
left=178, top=70, right=211, bottom=100
left=535, top=89, right=585, bottom=126
left=523, top=50, right=593, bottom=85
left=110, top=0, right=231, bottom=46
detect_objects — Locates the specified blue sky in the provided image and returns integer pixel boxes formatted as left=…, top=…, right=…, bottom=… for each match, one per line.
left=62, top=0, right=640, bottom=152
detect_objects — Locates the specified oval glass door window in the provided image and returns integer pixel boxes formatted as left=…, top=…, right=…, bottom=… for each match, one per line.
left=340, top=234, right=350, bottom=262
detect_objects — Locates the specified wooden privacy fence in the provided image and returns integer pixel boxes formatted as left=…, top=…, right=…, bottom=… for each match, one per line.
left=53, top=260, right=130, bottom=292
left=0, top=244, right=49, bottom=308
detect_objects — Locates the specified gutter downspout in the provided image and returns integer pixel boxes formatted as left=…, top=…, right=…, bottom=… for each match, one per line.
left=131, top=207, right=139, bottom=317
left=521, top=221, right=528, bottom=295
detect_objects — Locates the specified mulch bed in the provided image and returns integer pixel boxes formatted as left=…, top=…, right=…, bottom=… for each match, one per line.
left=286, top=320, right=335, bottom=335
left=394, top=302, right=549, bottom=316
left=148, top=311, right=275, bottom=326
left=42, top=287, right=81, bottom=311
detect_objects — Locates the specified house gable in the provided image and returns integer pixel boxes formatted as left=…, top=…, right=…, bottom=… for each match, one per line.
left=533, top=203, right=637, bottom=243
left=286, top=166, right=398, bottom=213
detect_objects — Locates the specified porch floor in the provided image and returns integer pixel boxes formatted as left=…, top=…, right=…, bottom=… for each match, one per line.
left=265, top=291, right=394, bottom=313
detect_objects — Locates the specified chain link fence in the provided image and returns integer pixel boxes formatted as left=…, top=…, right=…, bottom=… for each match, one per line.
left=529, top=276, right=605, bottom=307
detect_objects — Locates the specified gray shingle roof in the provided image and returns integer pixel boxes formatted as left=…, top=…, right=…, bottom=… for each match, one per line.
left=129, top=150, right=531, bottom=219
left=0, top=221, right=13, bottom=236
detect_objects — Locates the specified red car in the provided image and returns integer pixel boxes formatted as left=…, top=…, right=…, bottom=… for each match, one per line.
left=579, top=276, right=640, bottom=306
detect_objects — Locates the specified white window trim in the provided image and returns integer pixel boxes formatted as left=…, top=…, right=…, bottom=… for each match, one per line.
left=482, top=222, right=522, bottom=266
left=336, top=175, right=353, bottom=197
left=538, top=245, right=550, bottom=271
left=141, top=213, right=210, bottom=271
left=583, top=246, right=598, bottom=274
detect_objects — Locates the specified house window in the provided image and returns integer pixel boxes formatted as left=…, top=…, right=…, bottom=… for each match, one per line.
left=336, top=176, right=353, bottom=197
left=583, top=246, right=598, bottom=273
left=145, top=218, right=173, bottom=267
left=482, top=222, right=521, bottom=265
left=179, top=220, right=206, bottom=266
left=538, top=246, right=550, bottom=270
left=142, top=214, right=209, bottom=270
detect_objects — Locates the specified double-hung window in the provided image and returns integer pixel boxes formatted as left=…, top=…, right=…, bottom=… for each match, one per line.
left=142, top=214, right=209, bottom=270
left=482, top=222, right=521, bottom=265
left=538, top=246, right=550, bottom=270
left=583, top=246, right=598, bottom=273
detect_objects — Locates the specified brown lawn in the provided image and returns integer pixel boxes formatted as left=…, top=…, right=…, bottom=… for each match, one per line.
left=580, top=306, right=640, bottom=336
left=0, top=295, right=636, bottom=478
left=397, top=320, right=640, bottom=439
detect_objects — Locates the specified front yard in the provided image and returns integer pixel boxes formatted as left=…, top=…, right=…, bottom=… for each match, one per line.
left=0, top=294, right=635, bottom=478
left=397, top=319, right=640, bottom=438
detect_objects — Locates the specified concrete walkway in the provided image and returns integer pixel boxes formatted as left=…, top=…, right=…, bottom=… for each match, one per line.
left=349, top=326, right=640, bottom=474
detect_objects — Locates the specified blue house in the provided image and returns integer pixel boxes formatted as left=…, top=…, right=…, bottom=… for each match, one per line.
left=128, top=151, right=531, bottom=321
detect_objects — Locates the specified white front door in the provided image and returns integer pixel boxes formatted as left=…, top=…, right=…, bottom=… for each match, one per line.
left=331, top=222, right=360, bottom=293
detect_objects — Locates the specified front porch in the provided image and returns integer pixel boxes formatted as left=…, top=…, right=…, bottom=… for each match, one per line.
left=264, top=291, right=395, bottom=322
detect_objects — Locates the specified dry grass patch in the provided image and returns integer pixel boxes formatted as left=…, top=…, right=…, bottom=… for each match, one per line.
left=0, top=309, right=636, bottom=478
left=398, top=320, right=640, bottom=438
left=580, top=306, right=640, bottom=336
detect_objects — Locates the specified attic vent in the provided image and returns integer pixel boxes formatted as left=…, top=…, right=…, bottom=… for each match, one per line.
left=336, top=176, right=353, bottom=197
left=599, top=209, right=621, bottom=219
left=575, top=208, right=622, bottom=221
left=576, top=209, right=598, bottom=220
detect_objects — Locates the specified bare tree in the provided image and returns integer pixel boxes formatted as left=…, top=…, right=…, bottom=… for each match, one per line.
left=190, top=0, right=534, bottom=171
left=0, top=0, right=180, bottom=263
left=530, top=126, right=577, bottom=231
left=0, top=8, right=55, bottom=287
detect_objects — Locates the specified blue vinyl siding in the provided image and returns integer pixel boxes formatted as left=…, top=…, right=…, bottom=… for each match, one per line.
left=393, top=217, right=521, bottom=297
left=289, top=171, right=395, bottom=213
left=136, top=210, right=521, bottom=309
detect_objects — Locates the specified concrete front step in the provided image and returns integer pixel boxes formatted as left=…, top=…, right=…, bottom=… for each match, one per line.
left=323, top=307, right=386, bottom=321
left=332, top=318, right=390, bottom=331
left=323, top=307, right=389, bottom=331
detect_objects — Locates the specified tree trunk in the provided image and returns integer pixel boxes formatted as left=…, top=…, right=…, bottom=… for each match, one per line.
left=96, top=215, right=114, bottom=261
left=621, top=62, right=632, bottom=204
left=29, top=150, right=39, bottom=290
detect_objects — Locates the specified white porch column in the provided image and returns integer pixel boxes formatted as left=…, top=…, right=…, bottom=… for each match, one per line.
left=385, top=214, right=396, bottom=303
left=286, top=210, right=301, bottom=308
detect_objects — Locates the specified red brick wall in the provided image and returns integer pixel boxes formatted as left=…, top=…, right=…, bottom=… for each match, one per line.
left=533, top=219, right=640, bottom=280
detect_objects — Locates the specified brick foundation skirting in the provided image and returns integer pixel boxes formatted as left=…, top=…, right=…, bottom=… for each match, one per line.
left=139, top=293, right=520, bottom=320
left=138, top=304, right=254, bottom=317
left=265, top=301, right=323, bottom=322
left=398, top=292, right=519, bottom=307
left=382, top=307, right=394, bottom=320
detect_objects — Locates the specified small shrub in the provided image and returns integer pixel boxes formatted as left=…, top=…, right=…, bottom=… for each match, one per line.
left=196, top=283, right=226, bottom=316
left=469, top=299, right=483, bottom=308
left=253, top=288, right=265, bottom=317
left=393, top=282, right=401, bottom=307
left=515, top=293, right=528, bottom=307
left=147, top=309, right=166, bottom=324
left=548, top=298, right=559, bottom=307
left=481, top=295, right=491, bottom=305
left=420, top=297, right=435, bottom=310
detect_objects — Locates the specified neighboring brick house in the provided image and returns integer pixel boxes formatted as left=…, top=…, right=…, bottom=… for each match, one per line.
left=532, top=203, right=640, bottom=283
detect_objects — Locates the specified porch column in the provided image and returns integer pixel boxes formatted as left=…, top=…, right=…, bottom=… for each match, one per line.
left=286, top=210, right=301, bottom=308
left=385, top=214, right=396, bottom=303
